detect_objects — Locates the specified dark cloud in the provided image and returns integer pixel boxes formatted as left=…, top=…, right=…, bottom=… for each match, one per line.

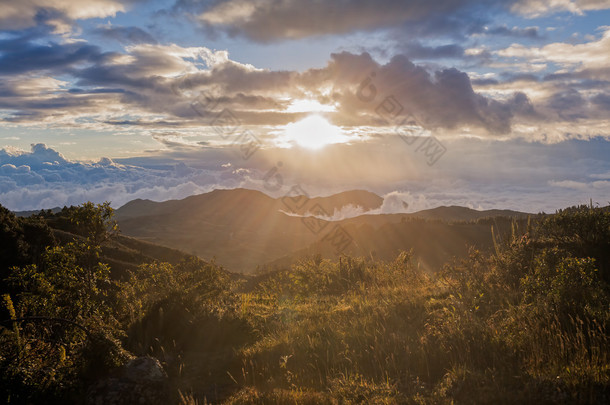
left=92, top=25, right=158, bottom=44
left=592, top=93, right=610, bottom=110
left=0, top=0, right=139, bottom=31
left=0, top=30, right=106, bottom=74
left=0, top=14, right=592, bottom=138
left=508, top=92, right=536, bottom=116
left=0, top=95, right=96, bottom=112
left=103, top=119, right=182, bottom=127
left=548, top=89, right=587, bottom=121
left=0, top=37, right=528, bottom=134
left=542, top=70, right=610, bottom=91
left=68, top=88, right=126, bottom=94
left=401, top=42, right=465, bottom=60
left=471, top=78, right=499, bottom=86
left=176, top=0, right=513, bottom=42
left=307, top=52, right=519, bottom=133
left=397, top=41, right=494, bottom=66
left=391, top=12, right=489, bottom=41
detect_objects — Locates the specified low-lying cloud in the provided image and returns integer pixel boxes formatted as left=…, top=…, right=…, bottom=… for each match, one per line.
left=0, top=143, right=243, bottom=210
left=3, top=137, right=608, bottom=214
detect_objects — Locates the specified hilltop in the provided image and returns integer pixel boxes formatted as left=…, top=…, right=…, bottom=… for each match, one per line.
left=114, top=188, right=529, bottom=272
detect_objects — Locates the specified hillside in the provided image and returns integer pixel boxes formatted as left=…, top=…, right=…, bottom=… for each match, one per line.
left=116, top=189, right=323, bottom=271
left=267, top=217, right=525, bottom=272
left=115, top=188, right=528, bottom=272
left=0, top=203, right=194, bottom=284
left=1, top=202, right=608, bottom=404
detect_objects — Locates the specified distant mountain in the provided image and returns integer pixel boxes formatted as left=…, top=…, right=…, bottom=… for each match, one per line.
left=115, top=188, right=530, bottom=273
left=116, top=189, right=321, bottom=271
left=408, top=206, right=530, bottom=222
left=115, top=188, right=383, bottom=220
left=14, top=207, right=61, bottom=217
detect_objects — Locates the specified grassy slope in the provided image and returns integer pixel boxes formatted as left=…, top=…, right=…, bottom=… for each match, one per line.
left=134, top=206, right=609, bottom=404
left=2, top=204, right=608, bottom=404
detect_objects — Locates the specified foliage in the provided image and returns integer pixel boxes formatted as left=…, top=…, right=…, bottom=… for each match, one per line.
left=0, top=207, right=55, bottom=294
left=42, top=201, right=119, bottom=245
left=0, top=202, right=609, bottom=404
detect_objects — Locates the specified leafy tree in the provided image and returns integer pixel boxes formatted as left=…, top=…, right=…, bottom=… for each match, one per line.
left=67, top=201, right=118, bottom=245
left=0, top=203, right=123, bottom=403
left=0, top=206, right=29, bottom=284
left=0, top=205, right=55, bottom=295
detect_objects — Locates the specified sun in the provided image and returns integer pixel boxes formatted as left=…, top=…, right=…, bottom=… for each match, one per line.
left=282, top=115, right=346, bottom=150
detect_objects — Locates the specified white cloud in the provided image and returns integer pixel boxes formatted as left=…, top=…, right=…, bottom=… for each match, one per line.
left=590, top=171, right=610, bottom=179
left=550, top=179, right=610, bottom=190
left=512, top=0, right=610, bottom=18
left=2, top=137, right=610, bottom=213
left=0, top=144, right=247, bottom=210
left=497, top=26, right=610, bottom=70
left=0, top=0, right=125, bottom=30
left=298, top=191, right=429, bottom=221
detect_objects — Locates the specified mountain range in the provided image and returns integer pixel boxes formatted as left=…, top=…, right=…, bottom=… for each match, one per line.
left=114, top=188, right=530, bottom=273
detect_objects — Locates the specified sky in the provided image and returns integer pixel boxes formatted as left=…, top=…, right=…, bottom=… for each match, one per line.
left=1, top=0, right=610, bottom=212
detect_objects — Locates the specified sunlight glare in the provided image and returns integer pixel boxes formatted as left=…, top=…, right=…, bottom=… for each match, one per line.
left=282, top=115, right=347, bottom=149
left=285, top=99, right=336, bottom=113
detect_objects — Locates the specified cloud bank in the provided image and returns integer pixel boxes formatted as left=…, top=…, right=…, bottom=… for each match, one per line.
left=2, top=139, right=609, bottom=213
left=0, top=143, right=243, bottom=210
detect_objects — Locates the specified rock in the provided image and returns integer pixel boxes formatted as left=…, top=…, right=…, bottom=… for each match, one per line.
left=86, top=356, right=170, bottom=405
left=123, top=357, right=167, bottom=383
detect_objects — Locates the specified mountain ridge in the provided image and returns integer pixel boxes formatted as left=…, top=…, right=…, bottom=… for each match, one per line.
left=113, top=188, right=529, bottom=272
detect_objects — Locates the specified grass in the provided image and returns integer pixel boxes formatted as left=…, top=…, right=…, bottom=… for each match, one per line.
left=1, top=204, right=609, bottom=403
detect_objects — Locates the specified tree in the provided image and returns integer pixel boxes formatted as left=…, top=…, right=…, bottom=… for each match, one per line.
left=67, top=202, right=118, bottom=245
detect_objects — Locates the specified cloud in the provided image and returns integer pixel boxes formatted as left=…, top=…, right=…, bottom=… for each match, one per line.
left=295, top=191, right=441, bottom=221
left=92, top=25, right=158, bottom=44
left=2, top=138, right=610, bottom=213
left=313, top=52, right=520, bottom=134
left=176, top=0, right=512, bottom=42
left=0, top=143, right=68, bottom=167
left=472, top=28, right=610, bottom=129
left=496, top=26, right=610, bottom=70
left=0, top=0, right=127, bottom=31
left=174, top=0, right=590, bottom=43
left=0, top=29, right=107, bottom=75
left=0, top=29, right=527, bottom=137
left=511, top=0, right=610, bottom=17
left=0, top=143, right=247, bottom=210
left=281, top=192, right=415, bottom=221
left=592, top=93, right=610, bottom=109
left=0, top=23, right=605, bottom=143
left=549, top=179, right=610, bottom=192
left=400, top=42, right=466, bottom=60
left=477, top=25, right=541, bottom=38
left=0, top=76, right=67, bottom=97
left=548, top=88, right=588, bottom=120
